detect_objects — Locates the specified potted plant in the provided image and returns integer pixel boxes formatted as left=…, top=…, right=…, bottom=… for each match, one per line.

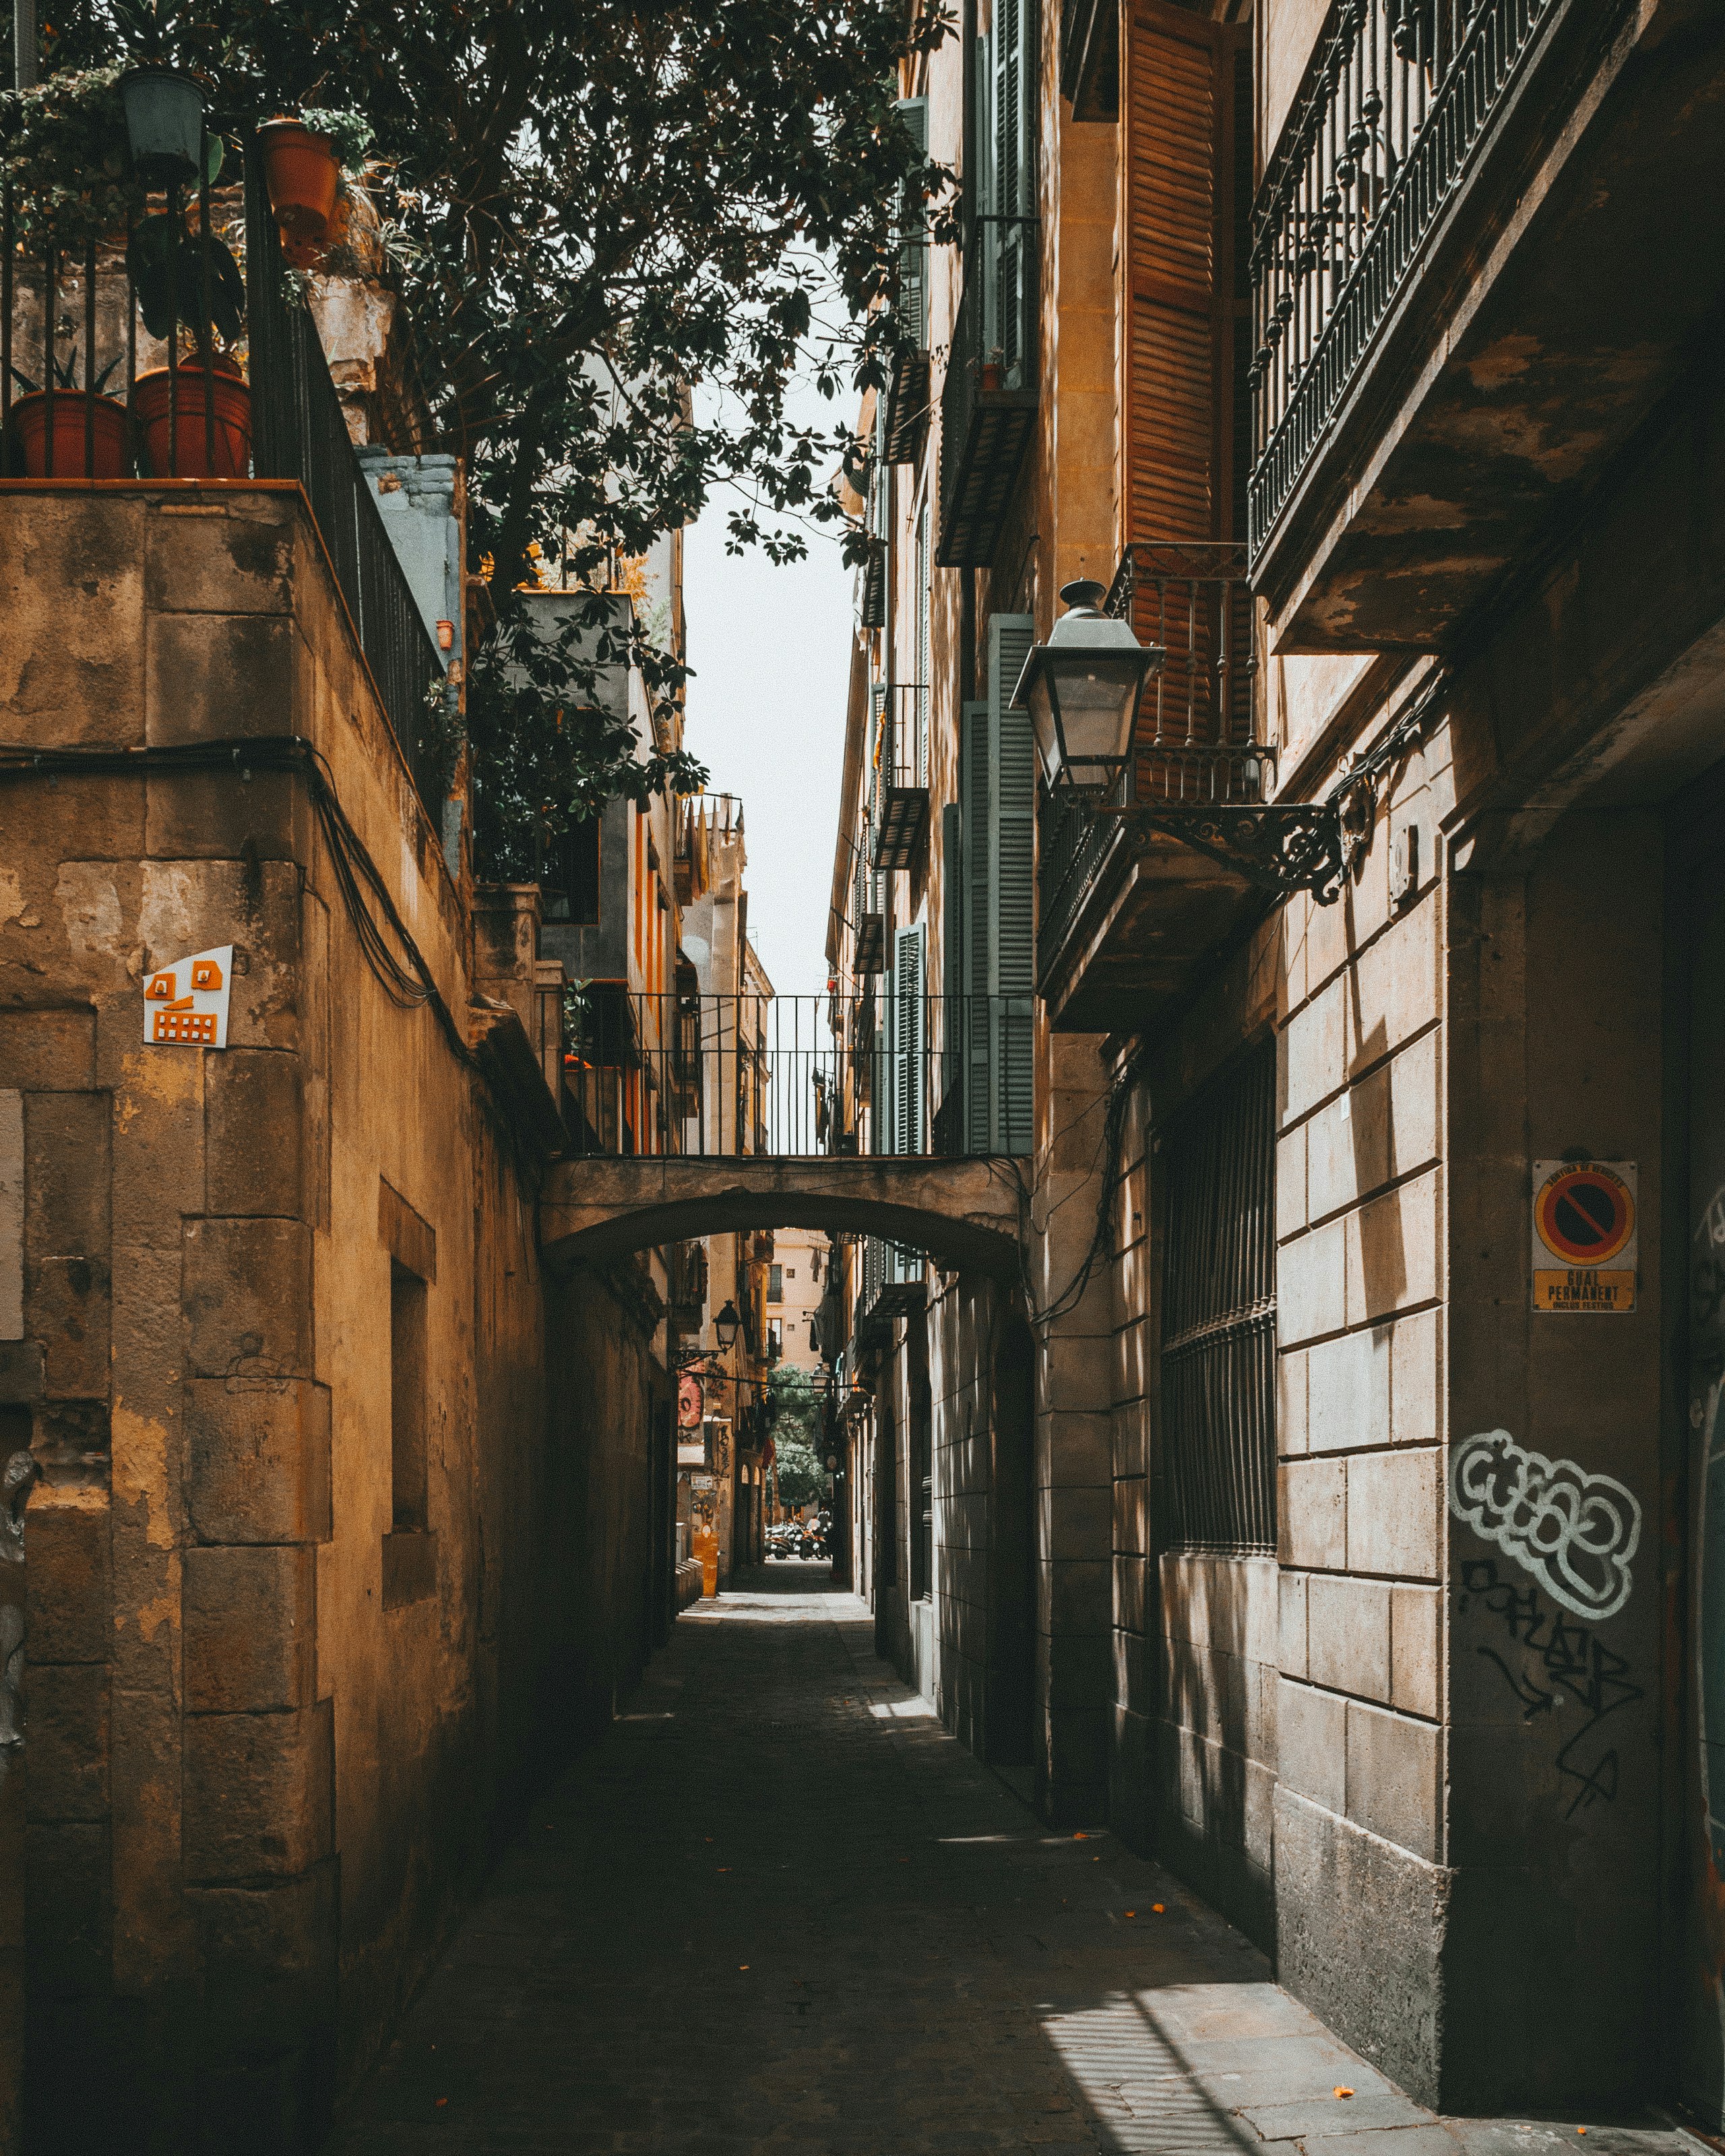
left=257, top=106, right=373, bottom=244
left=116, top=65, right=205, bottom=182
left=7, top=347, right=128, bottom=476
left=0, top=65, right=150, bottom=251
left=979, top=346, right=1005, bottom=393
left=127, top=208, right=250, bottom=476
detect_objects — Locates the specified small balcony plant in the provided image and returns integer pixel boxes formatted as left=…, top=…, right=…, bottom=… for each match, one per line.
left=126, top=193, right=250, bottom=477
left=0, top=66, right=150, bottom=473
left=7, top=346, right=127, bottom=476
left=257, top=105, right=373, bottom=255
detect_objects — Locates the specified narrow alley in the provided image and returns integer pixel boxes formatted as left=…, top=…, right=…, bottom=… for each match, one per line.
left=325, top=1575, right=1688, bottom=2156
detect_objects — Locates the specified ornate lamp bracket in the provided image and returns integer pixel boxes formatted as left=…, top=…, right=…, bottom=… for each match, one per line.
left=1100, top=671, right=1447, bottom=910
left=1120, top=800, right=1351, bottom=904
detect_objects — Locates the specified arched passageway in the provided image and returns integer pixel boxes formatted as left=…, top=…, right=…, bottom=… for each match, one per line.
left=538, top=1153, right=1024, bottom=1276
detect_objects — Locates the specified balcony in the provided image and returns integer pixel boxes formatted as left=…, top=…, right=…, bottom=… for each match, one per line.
left=870, top=684, right=930, bottom=871
left=856, top=1236, right=926, bottom=1345
left=937, top=216, right=1038, bottom=568
left=1038, top=544, right=1292, bottom=1034
left=1249, top=0, right=1725, bottom=649
left=0, top=131, right=444, bottom=805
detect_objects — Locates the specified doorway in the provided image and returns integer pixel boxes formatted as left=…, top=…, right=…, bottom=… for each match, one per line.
left=988, top=1318, right=1037, bottom=1771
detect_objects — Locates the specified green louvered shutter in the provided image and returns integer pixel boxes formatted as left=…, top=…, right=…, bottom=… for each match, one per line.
left=982, top=0, right=1035, bottom=380
left=873, top=989, right=892, bottom=1157
left=990, top=615, right=1036, bottom=1157
left=941, top=801, right=964, bottom=1127
left=895, top=96, right=929, bottom=352
left=893, top=923, right=927, bottom=1154
left=915, top=504, right=931, bottom=784
left=960, top=701, right=992, bottom=1151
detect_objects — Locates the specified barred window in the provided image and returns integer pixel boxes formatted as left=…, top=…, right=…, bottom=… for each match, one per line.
left=1158, top=1041, right=1276, bottom=1554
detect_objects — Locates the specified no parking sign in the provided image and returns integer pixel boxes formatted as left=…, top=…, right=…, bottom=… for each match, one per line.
left=1532, top=1160, right=1637, bottom=1313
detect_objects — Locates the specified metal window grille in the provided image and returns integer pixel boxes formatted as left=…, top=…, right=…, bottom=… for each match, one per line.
left=1158, top=1042, right=1276, bottom=1554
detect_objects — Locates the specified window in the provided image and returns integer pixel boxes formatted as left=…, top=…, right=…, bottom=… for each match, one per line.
left=545, top=813, right=600, bottom=925
left=389, top=1263, right=428, bottom=1531
left=1158, top=1043, right=1276, bottom=1553
left=379, top=1178, right=438, bottom=1610
left=768, top=1263, right=784, bottom=1303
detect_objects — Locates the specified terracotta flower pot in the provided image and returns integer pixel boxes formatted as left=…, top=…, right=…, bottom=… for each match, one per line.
left=257, top=119, right=341, bottom=240
left=979, top=360, right=1005, bottom=393
left=133, top=364, right=251, bottom=478
left=8, top=391, right=130, bottom=478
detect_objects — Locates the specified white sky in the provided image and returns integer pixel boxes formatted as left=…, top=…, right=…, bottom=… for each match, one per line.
left=681, top=470, right=856, bottom=1004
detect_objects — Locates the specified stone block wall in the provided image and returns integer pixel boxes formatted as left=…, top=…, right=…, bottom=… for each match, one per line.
left=0, top=487, right=578, bottom=2149
left=1271, top=714, right=1457, bottom=2101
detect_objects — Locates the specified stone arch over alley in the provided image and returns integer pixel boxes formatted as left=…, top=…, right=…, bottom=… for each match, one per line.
left=538, top=1154, right=1025, bottom=1279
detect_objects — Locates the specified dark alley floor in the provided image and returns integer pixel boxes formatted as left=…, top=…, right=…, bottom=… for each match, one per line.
left=323, top=1570, right=1698, bottom=2155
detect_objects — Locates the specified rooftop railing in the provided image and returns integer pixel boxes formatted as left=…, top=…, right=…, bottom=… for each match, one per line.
left=0, top=117, right=444, bottom=811
left=1249, top=0, right=1559, bottom=556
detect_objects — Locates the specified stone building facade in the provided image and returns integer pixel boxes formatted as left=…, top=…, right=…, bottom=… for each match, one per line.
left=829, top=0, right=1725, bottom=2123
left=0, top=476, right=691, bottom=2148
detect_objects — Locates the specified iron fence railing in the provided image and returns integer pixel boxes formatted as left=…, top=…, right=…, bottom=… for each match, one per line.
left=557, top=992, right=1024, bottom=1162
left=0, top=116, right=443, bottom=810
left=1249, top=0, right=1560, bottom=555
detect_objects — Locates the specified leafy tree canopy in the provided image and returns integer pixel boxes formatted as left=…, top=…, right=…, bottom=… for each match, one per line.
left=774, top=1436, right=826, bottom=1512
left=26, top=0, right=953, bottom=865
left=768, top=1366, right=826, bottom=1509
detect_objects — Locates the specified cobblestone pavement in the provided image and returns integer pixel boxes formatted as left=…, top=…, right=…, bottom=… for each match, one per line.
left=323, top=1570, right=1695, bottom=2155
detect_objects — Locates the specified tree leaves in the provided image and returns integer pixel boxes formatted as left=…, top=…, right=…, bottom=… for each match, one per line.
left=36, top=0, right=953, bottom=835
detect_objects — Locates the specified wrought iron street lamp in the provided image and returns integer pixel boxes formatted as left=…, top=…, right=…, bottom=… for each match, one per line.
left=714, top=1300, right=742, bottom=1353
left=1011, top=579, right=1166, bottom=795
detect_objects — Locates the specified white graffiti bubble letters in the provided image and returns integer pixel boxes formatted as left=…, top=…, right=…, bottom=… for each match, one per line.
left=1449, top=1429, right=1641, bottom=1622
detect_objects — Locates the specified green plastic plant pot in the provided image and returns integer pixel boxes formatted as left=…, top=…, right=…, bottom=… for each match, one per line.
left=118, top=67, right=205, bottom=183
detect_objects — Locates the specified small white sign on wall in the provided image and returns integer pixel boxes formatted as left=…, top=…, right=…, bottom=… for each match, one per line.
left=144, top=945, right=233, bottom=1049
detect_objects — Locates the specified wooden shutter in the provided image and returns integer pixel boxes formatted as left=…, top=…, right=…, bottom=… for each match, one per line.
left=873, top=1001, right=892, bottom=1156
left=915, top=503, right=931, bottom=784
left=959, top=615, right=1035, bottom=1155
left=895, top=96, right=929, bottom=351
left=961, top=699, right=992, bottom=1151
left=1121, top=3, right=1249, bottom=546
left=990, top=617, right=1036, bottom=1157
left=942, top=801, right=964, bottom=1005
left=893, top=924, right=927, bottom=1154
left=989, top=616, right=1034, bottom=1157
left=993, top=0, right=1033, bottom=224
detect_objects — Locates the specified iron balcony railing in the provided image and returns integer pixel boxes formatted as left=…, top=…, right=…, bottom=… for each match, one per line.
left=858, top=1236, right=925, bottom=1343
left=558, top=992, right=1024, bottom=1162
left=0, top=123, right=444, bottom=811
left=937, top=214, right=1038, bottom=568
left=870, top=682, right=930, bottom=871
left=1037, top=542, right=1269, bottom=981
left=1249, top=0, right=1560, bottom=557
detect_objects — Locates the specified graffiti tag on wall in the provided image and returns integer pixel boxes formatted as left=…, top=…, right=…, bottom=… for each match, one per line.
left=1449, top=1428, right=1641, bottom=1621
left=1457, top=1558, right=1643, bottom=1816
